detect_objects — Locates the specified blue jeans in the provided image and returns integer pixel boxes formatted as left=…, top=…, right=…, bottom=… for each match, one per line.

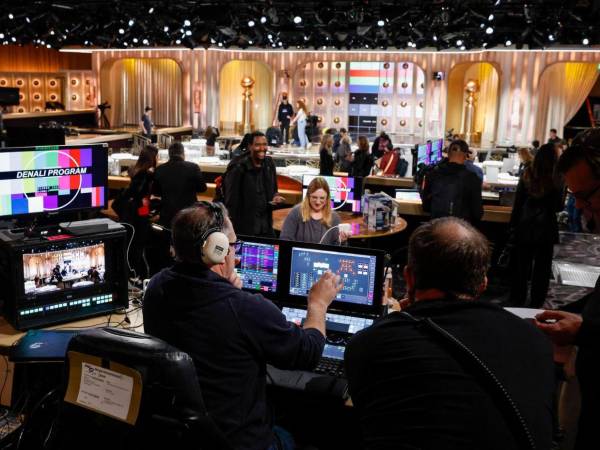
left=297, top=119, right=308, bottom=149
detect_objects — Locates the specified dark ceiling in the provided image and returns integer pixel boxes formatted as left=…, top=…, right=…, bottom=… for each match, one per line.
left=1, top=1, right=600, bottom=50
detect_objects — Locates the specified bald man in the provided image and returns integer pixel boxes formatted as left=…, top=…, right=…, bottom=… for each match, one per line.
left=345, top=217, right=554, bottom=450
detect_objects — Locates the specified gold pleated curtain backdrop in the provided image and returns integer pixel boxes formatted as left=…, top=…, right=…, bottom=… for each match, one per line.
left=219, top=60, right=273, bottom=132
left=535, top=62, right=599, bottom=143
left=100, top=58, right=182, bottom=128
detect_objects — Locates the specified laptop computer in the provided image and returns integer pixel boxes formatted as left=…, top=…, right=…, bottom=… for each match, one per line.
left=10, top=329, right=79, bottom=363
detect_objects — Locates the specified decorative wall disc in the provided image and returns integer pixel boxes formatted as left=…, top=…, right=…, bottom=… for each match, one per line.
left=0, top=79, right=7, bottom=86
left=16, top=79, right=24, bottom=86
left=33, top=93, right=41, bottom=101
left=382, top=81, right=390, bottom=88
left=71, top=94, right=78, bottom=101
left=49, top=79, right=57, bottom=87
left=335, top=62, right=342, bottom=69
left=334, top=98, right=341, bottom=106
left=316, top=98, right=323, bottom=105
left=381, top=119, right=388, bottom=126
left=299, top=79, right=307, bottom=87
left=50, top=94, right=57, bottom=101
left=71, top=78, right=78, bottom=86
left=317, top=80, right=324, bottom=87
left=381, top=100, right=389, bottom=107
left=401, top=81, right=408, bottom=89
left=400, top=101, right=408, bottom=107
left=402, top=62, right=410, bottom=69
left=383, top=62, right=390, bottom=69
left=334, top=80, right=341, bottom=87
left=32, top=79, right=40, bottom=87
left=333, top=117, right=340, bottom=124
left=318, top=62, right=324, bottom=69
left=400, top=120, right=407, bottom=127
left=419, top=101, right=424, bottom=108
left=418, top=120, right=423, bottom=127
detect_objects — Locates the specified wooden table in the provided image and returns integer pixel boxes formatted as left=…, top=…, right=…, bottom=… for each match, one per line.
left=272, top=208, right=407, bottom=240
left=394, top=198, right=512, bottom=224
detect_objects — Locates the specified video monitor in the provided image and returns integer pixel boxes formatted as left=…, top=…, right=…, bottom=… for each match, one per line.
left=0, top=144, right=108, bottom=218
left=235, top=240, right=280, bottom=293
left=302, top=175, right=362, bottom=213
left=23, top=243, right=106, bottom=296
left=289, top=246, right=378, bottom=306
left=430, top=138, right=444, bottom=164
left=416, top=143, right=431, bottom=165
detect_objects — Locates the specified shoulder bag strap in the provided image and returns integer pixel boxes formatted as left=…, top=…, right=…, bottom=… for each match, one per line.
left=400, top=310, right=537, bottom=450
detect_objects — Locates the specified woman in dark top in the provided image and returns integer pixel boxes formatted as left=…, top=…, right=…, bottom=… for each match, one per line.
left=125, top=144, right=158, bottom=280
left=351, top=135, right=374, bottom=178
left=508, top=143, right=565, bottom=307
left=319, top=134, right=334, bottom=176
left=371, top=131, right=393, bottom=159
left=204, top=126, right=220, bottom=156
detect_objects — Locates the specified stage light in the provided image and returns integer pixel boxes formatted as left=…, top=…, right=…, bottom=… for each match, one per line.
left=583, top=38, right=589, bottom=45
left=185, top=30, right=192, bottom=36
left=460, top=45, right=466, bottom=50
left=278, top=41, right=282, bottom=46
left=148, top=7, right=154, bottom=14
left=50, top=30, right=55, bottom=35
left=456, top=39, right=463, bottom=46
left=132, top=37, right=138, bottom=43
left=433, top=34, right=437, bottom=41
left=210, top=38, right=216, bottom=43
left=25, top=16, right=31, bottom=23
left=184, top=19, right=191, bottom=27
left=8, top=13, right=14, bottom=20
left=486, top=27, right=493, bottom=34
left=377, top=19, right=385, bottom=27
left=0, top=33, right=3, bottom=39
left=488, top=14, right=494, bottom=21
left=248, top=40, right=253, bottom=44
left=505, top=39, right=512, bottom=46
left=175, top=39, right=181, bottom=44
left=46, top=44, right=51, bottom=48
left=11, top=37, right=16, bottom=42
left=118, top=28, right=124, bottom=34
left=142, top=38, right=149, bottom=44
left=128, top=19, right=134, bottom=26
left=304, top=35, right=309, bottom=40
left=218, top=42, right=223, bottom=47
left=267, top=33, right=273, bottom=39
left=248, top=20, right=255, bottom=27
left=164, top=26, right=169, bottom=32
left=293, top=16, right=302, bottom=24
left=123, top=42, right=128, bottom=46
left=548, top=34, right=554, bottom=41
left=260, top=16, right=267, bottom=23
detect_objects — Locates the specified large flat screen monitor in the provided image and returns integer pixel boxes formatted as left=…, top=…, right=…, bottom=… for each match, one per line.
left=416, top=143, right=431, bottom=166
left=288, top=246, right=378, bottom=306
left=0, top=144, right=108, bottom=218
left=301, top=175, right=362, bottom=213
left=430, top=138, right=444, bottom=164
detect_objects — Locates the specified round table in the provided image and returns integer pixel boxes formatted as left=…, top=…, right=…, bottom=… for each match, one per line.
left=272, top=208, right=407, bottom=240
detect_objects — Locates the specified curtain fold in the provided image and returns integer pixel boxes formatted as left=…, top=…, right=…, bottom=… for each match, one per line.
left=218, top=61, right=273, bottom=132
left=535, top=63, right=599, bottom=143
left=100, top=58, right=182, bottom=128
left=477, top=63, right=499, bottom=146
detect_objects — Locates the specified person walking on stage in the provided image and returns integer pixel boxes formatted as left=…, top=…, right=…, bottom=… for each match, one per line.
left=278, top=93, right=294, bottom=145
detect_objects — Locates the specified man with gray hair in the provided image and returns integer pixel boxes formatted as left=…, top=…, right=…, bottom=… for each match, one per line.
left=143, top=202, right=342, bottom=450
left=345, top=217, right=554, bottom=450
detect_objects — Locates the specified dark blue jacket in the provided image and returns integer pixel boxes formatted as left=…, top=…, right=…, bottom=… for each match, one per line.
left=143, top=263, right=324, bottom=450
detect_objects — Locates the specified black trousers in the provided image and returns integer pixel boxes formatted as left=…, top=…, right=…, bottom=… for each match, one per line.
left=509, top=242, right=554, bottom=308
left=280, top=121, right=290, bottom=144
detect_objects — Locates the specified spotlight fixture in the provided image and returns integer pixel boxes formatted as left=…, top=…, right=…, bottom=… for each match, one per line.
left=175, top=39, right=181, bottom=44
left=118, top=28, right=124, bottom=34
left=142, top=38, right=149, bottom=45
left=548, top=34, right=554, bottom=41
left=377, top=19, right=384, bottom=27
left=8, top=13, right=14, bottom=20
left=486, top=27, right=493, bottom=34
left=248, top=20, right=255, bottom=27
left=433, top=35, right=437, bottom=41
left=460, top=45, right=466, bottom=50
left=488, top=14, right=494, bottom=21
left=164, top=26, right=169, bottom=32
left=456, top=39, right=463, bottom=46
left=582, top=37, right=589, bottom=45
left=184, top=19, right=191, bottom=27
left=293, top=16, right=302, bottom=24
left=128, top=19, right=134, bottom=26
left=185, top=30, right=191, bottom=36
left=505, top=39, right=512, bottom=46
left=260, top=16, right=267, bottom=24
left=148, top=7, right=154, bottom=14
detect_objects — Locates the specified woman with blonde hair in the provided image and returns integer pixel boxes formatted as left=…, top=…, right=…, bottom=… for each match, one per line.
left=290, top=100, right=309, bottom=149
left=319, top=134, right=335, bottom=175
left=517, top=147, right=533, bottom=177
left=280, top=177, right=348, bottom=245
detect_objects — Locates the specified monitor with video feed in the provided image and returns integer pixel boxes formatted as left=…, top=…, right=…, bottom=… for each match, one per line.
left=302, top=175, right=362, bottom=213
left=0, top=144, right=108, bottom=219
left=430, top=138, right=444, bottom=164
left=235, top=239, right=280, bottom=294
left=417, top=143, right=430, bottom=165
left=288, top=246, right=379, bottom=307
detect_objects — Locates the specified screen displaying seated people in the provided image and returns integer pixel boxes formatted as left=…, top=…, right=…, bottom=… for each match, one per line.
left=0, top=144, right=108, bottom=218
left=430, top=139, right=444, bottom=164
left=289, top=247, right=377, bottom=306
left=22, top=243, right=106, bottom=296
left=302, top=175, right=362, bottom=213
left=417, top=143, right=431, bottom=165
left=235, top=241, right=279, bottom=293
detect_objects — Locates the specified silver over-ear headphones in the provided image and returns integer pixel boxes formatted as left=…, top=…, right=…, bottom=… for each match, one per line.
left=196, top=202, right=230, bottom=265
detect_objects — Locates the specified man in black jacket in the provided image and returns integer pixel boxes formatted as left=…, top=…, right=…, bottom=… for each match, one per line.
left=277, top=94, right=294, bottom=145
left=535, top=128, right=600, bottom=449
left=345, top=217, right=554, bottom=450
left=224, top=131, right=285, bottom=237
left=148, top=142, right=207, bottom=273
left=421, top=139, right=483, bottom=225
left=143, top=203, right=342, bottom=450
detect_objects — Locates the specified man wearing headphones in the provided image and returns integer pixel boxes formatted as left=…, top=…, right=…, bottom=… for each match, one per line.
left=143, top=201, right=342, bottom=450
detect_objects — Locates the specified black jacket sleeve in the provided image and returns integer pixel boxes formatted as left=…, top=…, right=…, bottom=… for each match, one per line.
left=193, top=165, right=207, bottom=193
left=320, top=149, right=334, bottom=175
left=470, top=173, right=484, bottom=221
left=509, top=177, right=527, bottom=230
left=421, top=173, right=433, bottom=213
left=224, top=163, right=243, bottom=220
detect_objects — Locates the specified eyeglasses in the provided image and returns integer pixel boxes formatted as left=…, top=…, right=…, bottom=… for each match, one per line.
left=230, top=239, right=243, bottom=255
left=571, top=182, right=600, bottom=206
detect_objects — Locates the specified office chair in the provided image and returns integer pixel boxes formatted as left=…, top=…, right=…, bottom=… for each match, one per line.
left=43, top=327, right=232, bottom=450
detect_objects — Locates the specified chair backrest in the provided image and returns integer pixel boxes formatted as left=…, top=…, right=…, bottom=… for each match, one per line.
left=50, top=327, right=231, bottom=450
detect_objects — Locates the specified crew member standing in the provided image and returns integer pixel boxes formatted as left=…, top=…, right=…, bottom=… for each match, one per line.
left=278, top=93, right=294, bottom=145
left=140, top=106, right=154, bottom=138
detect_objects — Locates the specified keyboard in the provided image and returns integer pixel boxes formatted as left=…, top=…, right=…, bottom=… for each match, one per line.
left=553, top=262, right=600, bottom=288
left=314, top=356, right=345, bottom=378
left=282, top=307, right=373, bottom=334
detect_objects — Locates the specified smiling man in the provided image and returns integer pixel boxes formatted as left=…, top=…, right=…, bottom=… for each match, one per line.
left=224, top=131, right=285, bottom=237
